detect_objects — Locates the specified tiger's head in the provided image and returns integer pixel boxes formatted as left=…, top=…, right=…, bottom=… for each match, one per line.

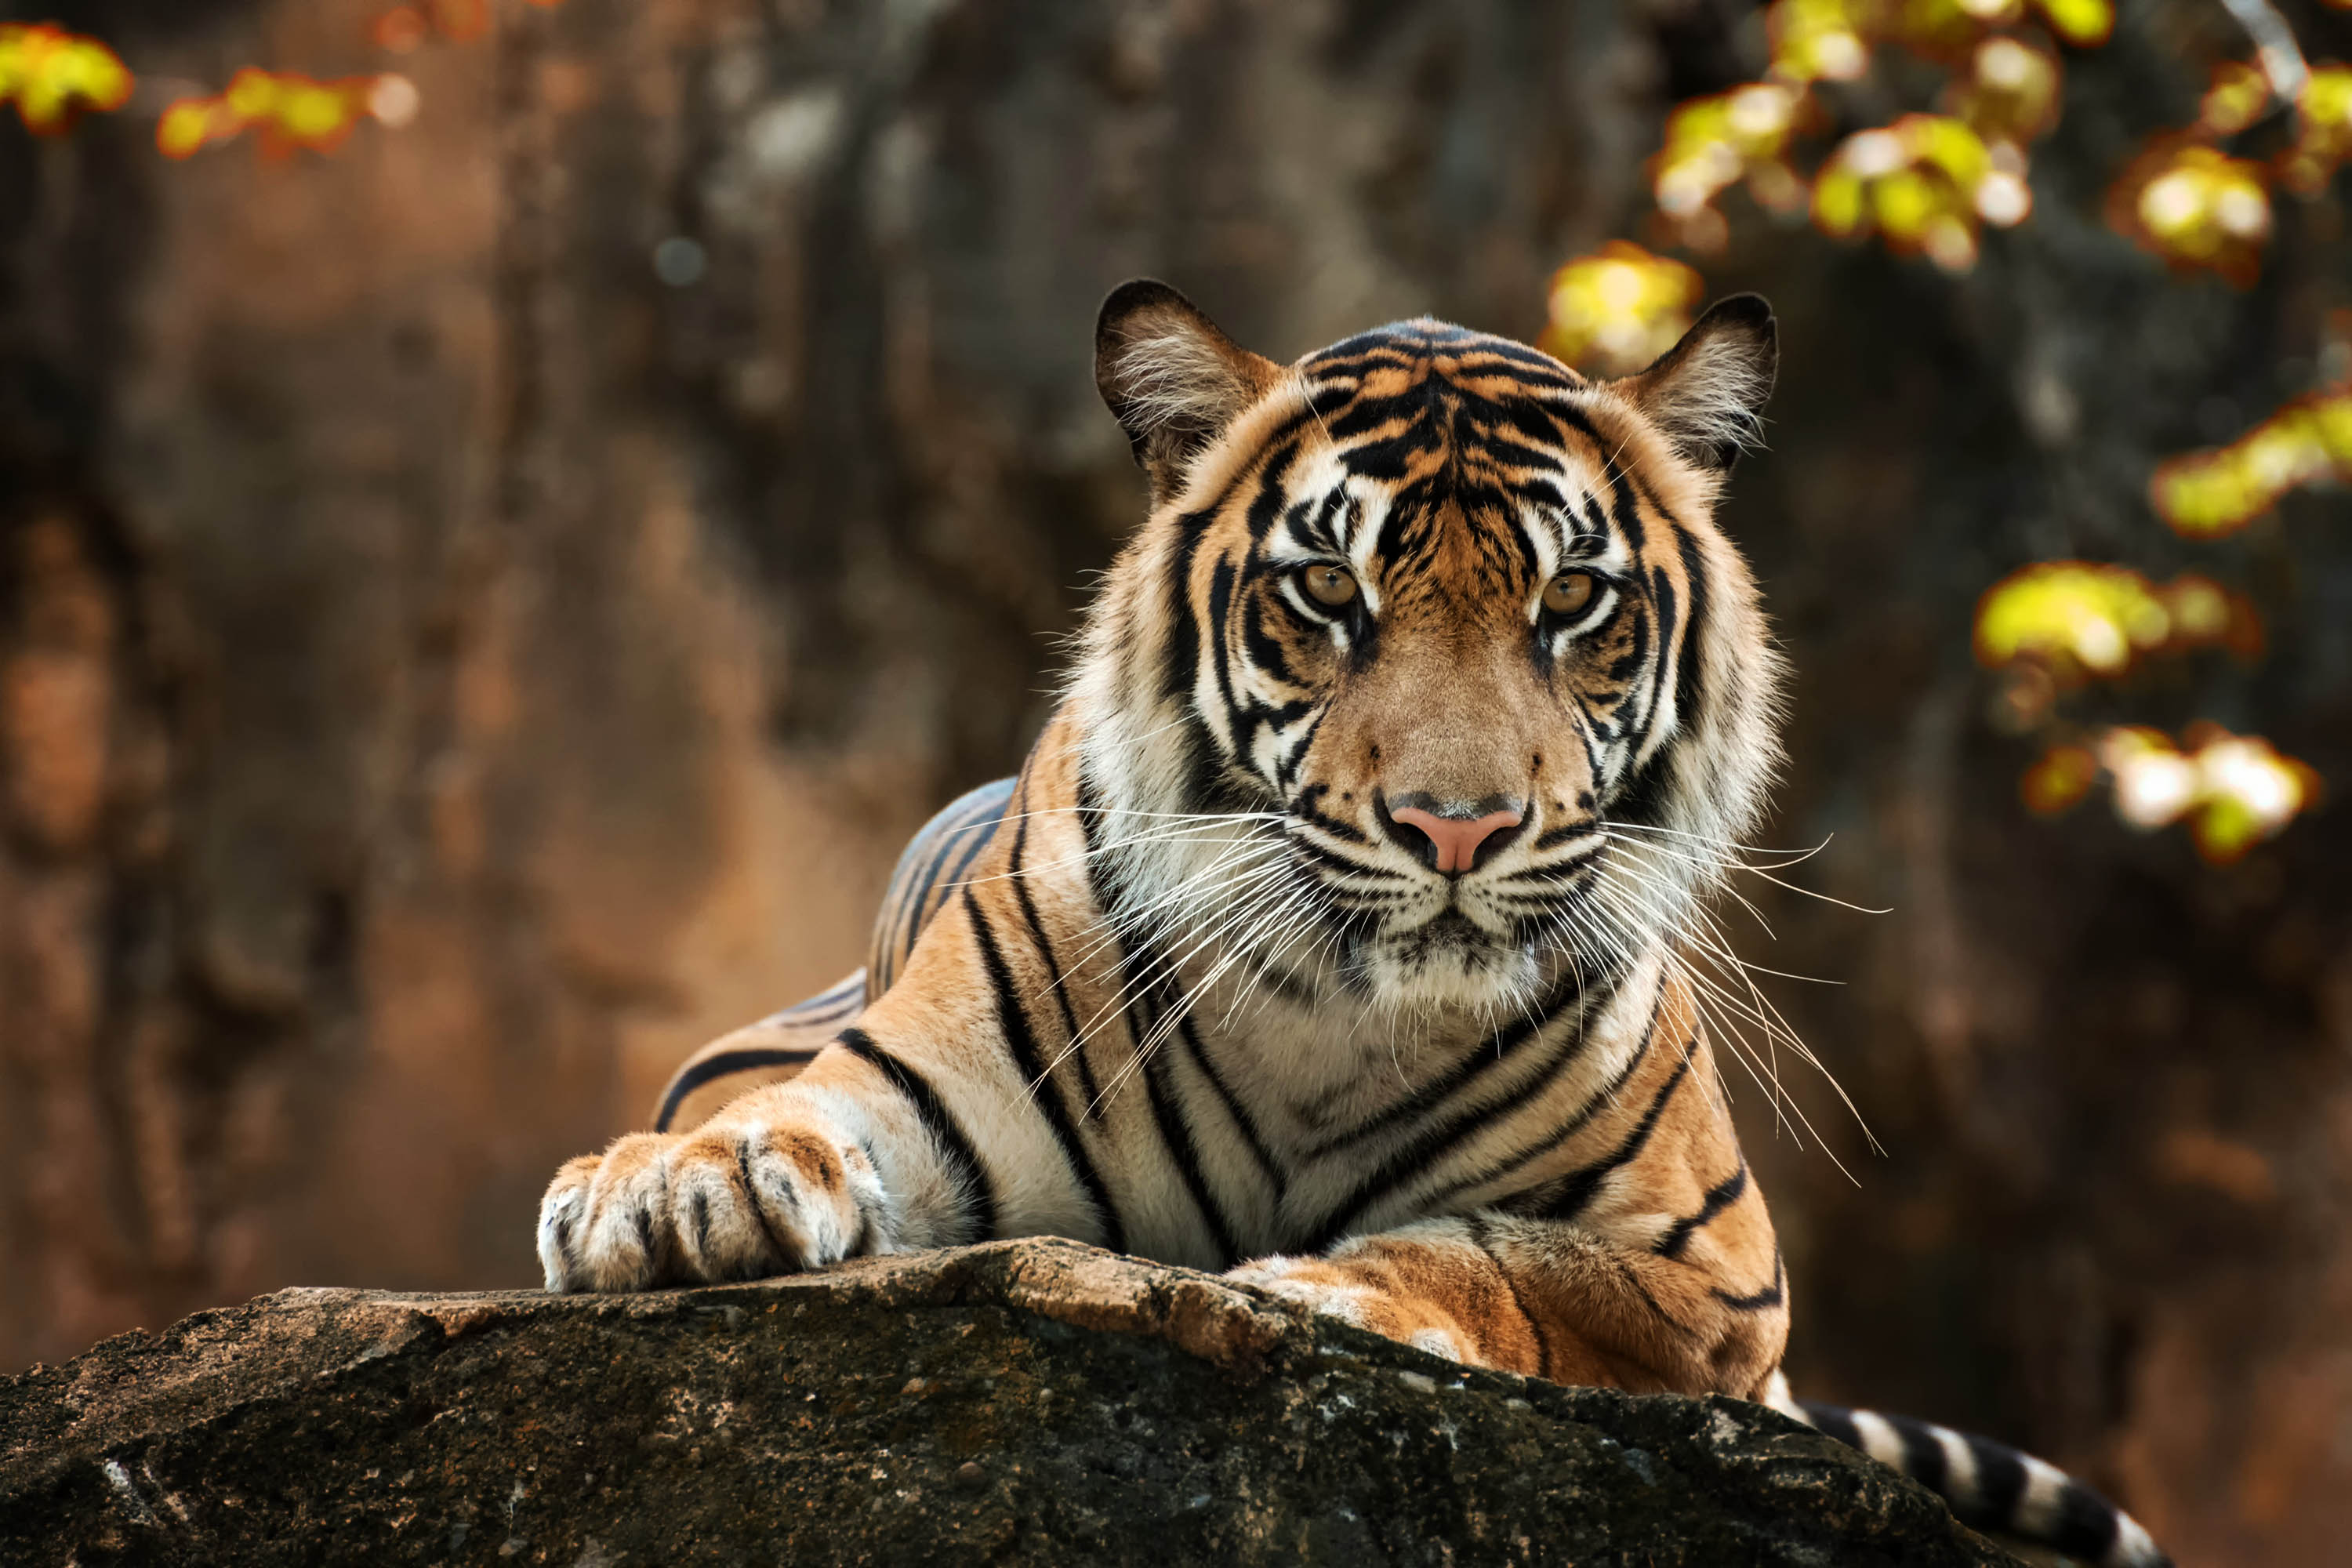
left=1073, top=281, right=1784, bottom=1016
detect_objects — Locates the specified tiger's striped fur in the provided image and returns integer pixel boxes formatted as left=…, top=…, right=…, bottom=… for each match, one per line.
left=649, top=777, right=1018, bottom=1137
left=539, top=281, right=2169, bottom=1566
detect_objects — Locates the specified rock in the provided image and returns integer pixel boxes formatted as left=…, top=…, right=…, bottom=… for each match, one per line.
left=1, top=1240, right=2021, bottom=1566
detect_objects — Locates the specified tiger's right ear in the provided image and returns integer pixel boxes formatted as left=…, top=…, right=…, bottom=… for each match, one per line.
left=1096, top=280, right=1283, bottom=504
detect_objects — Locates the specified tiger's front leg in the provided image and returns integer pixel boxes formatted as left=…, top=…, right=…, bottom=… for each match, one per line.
left=537, top=1057, right=971, bottom=1292
left=1228, top=1211, right=1788, bottom=1399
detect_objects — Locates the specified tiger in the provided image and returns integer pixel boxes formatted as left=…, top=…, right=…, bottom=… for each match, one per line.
left=537, top=281, right=2169, bottom=1568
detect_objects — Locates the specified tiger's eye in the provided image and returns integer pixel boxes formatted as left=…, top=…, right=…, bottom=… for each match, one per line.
left=1301, top=564, right=1359, bottom=608
left=1544, top=572, right=1597, bottom=616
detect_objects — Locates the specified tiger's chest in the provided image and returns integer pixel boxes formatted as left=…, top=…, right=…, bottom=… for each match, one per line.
left=1072, top=953, right=1656, bottom=1265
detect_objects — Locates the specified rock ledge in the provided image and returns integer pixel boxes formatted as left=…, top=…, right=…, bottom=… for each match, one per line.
left=2, top=1240, right=2020, bottom=1566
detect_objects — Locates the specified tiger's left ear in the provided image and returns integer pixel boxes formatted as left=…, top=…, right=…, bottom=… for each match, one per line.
left=1097, top=280, right=1284, bottom=504
left=1617, top=294, right=1777, bottom=472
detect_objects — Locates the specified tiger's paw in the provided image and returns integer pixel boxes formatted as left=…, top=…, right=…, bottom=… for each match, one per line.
left=536, top=1118, right=893, bottom=1293
left=1225, top=1253, right=1483, bottom=1367
left=1225, top=1254, right=1385, bottom=1330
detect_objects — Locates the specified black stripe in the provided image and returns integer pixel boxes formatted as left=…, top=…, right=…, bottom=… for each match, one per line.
left=1004, top=799, right=1111, bottom=1118
left=782, top=975, right=865, bottom=1013
left=1604, top=593, right=1651, bottom=682
left=1272, top=709, right=1321, bottom=794
left=1965, top=1432, right=2027, bottom=1526
left=1207, top=554, right=1241, bottom=747
left=1530, top=1035, right=1695, bottom=1223
left=1122, top=953, right=1241, bottom=1267
left=1143, top=1038, right=1243, bottom=1266
left=1241, top=426, right=1312, bottom=541
left=1470, top=1216, right=1552, bottom=1381
left=1239, top=593, right=1305, bottom=688
left=789, top=984, right=865, bottom=1012
left=1302, top=347, right=1420, bottom=377
left=1503, top=511, right=1546, bottom=593
left=1653, top=1160, right=1748, bottom=1259
left=1173, top=1008, right=1287, bottom=1201
left=1620, top=1252, right=1688, bottom=1335
left=655, top=1047, right=820, bottom=1133
left=1581, top=492, right=1610, bottom=543
left=1599, top=444, right=1647, bottom=552
left=1288, top=833, right=1410, bottom=883
left=1073, top=768, right=1120, bottom=908
left=1887, top=1413, right=1949, bottom=1494
left=837, top=1027, right=996, bottom=1243
left=1671, top=521, right=1710, bottom=743
left=1610, top=750, right=1675, bottom=833
left=1288, top=489, right=1345, bottom=552
left=1642, top=571, right=1679, bottom=743
left=2050, top=1480, right=2123, bottom=1561
left=884, top=808, right=966, bottom=984
left=1709, top=1250, right=1784, bottom=1312
left=907, top=801, right=1007, bottom=949
left=964, top=884, right=1124, bottom=1253
left=1797, top=1401, right=1865, bottom=1452
left=1310, top=966, right=1641, bottom=1245
left=1479, top=434, right=1575, bottom=474
left=917, top=796, right=1007, bottom=921
left=1413, top=978, right=1660, bottom=1214
left=1449, top=338, right=1581, bottom=375
left=1177, top=711, right=1225, bottom=811
left=1566, top=696, right=1607, bottom=791
left=1947, top=1430, right=2122, bottom=1563
left=878, top=785, right=1011, bottom=989
left=1308, top=971, right=1583, bottom=1158
left=1165, top=429, right=1307, bottom=713
left=770, top=997, right=861, bottom=1028
left=1334, top=424, right=1447, bottom=481
left=1163, top=520, right=1206, bottom=710
left=1241, top=691, right=1317, bottom=734
left=1324, top=387, right=1439, bottom=445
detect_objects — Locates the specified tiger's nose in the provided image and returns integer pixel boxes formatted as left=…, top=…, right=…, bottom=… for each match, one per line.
left=1384, top=796, right=1526, bottom=876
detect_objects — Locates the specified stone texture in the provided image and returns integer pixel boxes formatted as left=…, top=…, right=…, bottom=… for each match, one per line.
left=8, top=2, right=2352, bottom=1560
left=0, top=1240, right=2021, bottom=1566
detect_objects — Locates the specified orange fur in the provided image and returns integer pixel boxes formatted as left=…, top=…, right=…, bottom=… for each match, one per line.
left=543, top=290, right=1790, bottom=1403
left=537, top=283, right=2173, bottom=1568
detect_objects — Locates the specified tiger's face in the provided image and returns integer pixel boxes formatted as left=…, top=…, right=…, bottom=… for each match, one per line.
left=1079, top=285, right=1784, bottom=1015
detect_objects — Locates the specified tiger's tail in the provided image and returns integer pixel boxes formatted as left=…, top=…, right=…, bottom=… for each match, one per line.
left=1762, top=1373, right=2168, bottom=1566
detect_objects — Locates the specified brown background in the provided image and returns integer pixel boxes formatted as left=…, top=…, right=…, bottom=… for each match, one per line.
left=4, top=2, right=2350, bottom=1563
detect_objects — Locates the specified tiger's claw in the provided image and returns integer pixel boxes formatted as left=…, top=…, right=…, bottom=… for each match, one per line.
left=536, top=1120, right=891, bottom=1293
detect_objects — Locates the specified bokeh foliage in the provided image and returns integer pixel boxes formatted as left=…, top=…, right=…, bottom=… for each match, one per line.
left=1550, top=0, right=2347, bottom=863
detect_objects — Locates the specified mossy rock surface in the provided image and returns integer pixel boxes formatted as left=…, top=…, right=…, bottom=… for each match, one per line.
left=1, top=1239, right=2021, bottom=1566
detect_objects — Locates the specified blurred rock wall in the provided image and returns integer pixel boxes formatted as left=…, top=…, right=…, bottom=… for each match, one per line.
left=3, top=2, right=2350, bottom=1564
